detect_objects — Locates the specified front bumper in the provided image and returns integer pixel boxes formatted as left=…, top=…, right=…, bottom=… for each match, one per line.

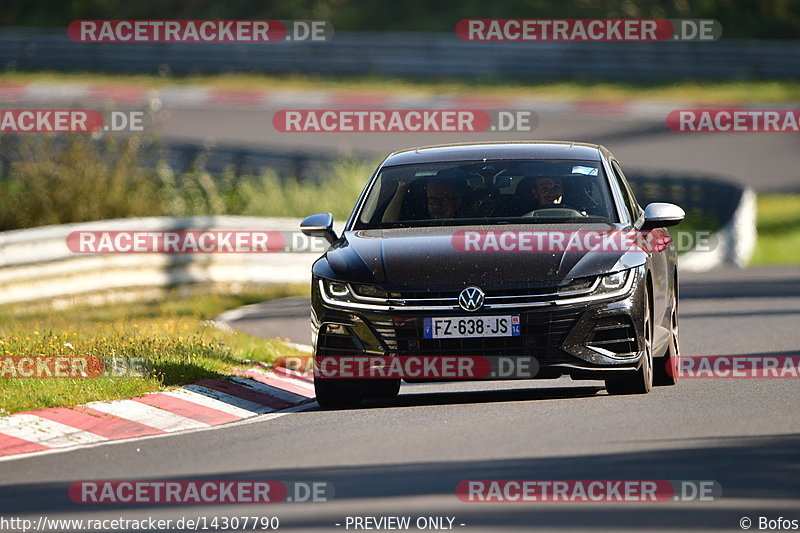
left=311, top=272, right=647, bottom=381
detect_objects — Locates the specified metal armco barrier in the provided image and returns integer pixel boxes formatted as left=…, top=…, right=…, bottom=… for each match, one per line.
left=1, top=29, right=798, bottom=80
left=0, top=216, right=343, bottom=306
left=627, top=171, right=756, bottom=270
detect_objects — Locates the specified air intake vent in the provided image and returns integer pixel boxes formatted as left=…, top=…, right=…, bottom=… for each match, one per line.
left=317, top=324, right=364, bottom=356
left=586, top=317, right=638, bottom=358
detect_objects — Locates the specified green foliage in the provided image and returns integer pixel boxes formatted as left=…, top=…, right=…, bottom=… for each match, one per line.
left=0, top=133, right=376, bottom=231
left=751, top=194, right=800, bottom=265
left=0, top=134, right=163, bottom=229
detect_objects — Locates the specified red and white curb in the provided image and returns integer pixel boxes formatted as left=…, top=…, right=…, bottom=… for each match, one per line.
left=0, top=80, right=762, bottom=119
left=0, top=368, right=314, bottom=460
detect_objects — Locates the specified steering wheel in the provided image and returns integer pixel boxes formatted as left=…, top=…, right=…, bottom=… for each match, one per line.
left=522, top=204, right=586, bottom=218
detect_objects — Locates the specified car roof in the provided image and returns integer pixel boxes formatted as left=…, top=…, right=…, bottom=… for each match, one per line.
left=382, top=141, right=608, bottom=167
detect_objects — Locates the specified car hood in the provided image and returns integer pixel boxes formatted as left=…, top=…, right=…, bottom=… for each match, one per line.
left=324, top=224, right=646, bottom=290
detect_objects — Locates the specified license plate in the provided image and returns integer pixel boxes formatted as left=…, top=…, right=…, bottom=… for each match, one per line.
left=423, top=316, right=521, bottom=339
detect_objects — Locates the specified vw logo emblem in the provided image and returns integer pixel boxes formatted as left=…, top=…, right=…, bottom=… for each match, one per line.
left=458, top=286, right=485, bottom=312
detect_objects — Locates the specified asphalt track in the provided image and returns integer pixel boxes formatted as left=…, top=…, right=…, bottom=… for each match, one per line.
left=2, top=97, right=799, bottom=531
left=157, top=107, right=800, bottom=193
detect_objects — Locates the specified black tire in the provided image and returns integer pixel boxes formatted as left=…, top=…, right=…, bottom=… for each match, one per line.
left=606, top=287, right=654, bottom=395
left=654, top=287, right=680, bottom=386
left=314, top=378, right=363, bottom=409
left=362, top=378, right=401, bottom=401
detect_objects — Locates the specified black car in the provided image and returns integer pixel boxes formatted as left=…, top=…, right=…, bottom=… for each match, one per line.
left=301, top=141, right=684, bottom=408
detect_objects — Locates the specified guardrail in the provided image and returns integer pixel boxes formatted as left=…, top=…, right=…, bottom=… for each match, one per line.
left=628, top=171, right=756, bottom=270
left=1, top=29, right=798, bottom=81
left=0, top=216, right=343, bottom=306
left=629, top=171, right=741, bottom=230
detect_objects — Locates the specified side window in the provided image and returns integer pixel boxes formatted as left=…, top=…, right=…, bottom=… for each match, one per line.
left=609, top=163, right=633, bottom=222
left=611, top=161, right=641, bottom=223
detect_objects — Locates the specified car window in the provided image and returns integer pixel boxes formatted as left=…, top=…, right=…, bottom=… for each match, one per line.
left=610, top=160, right=642, bottom=224
left=354, top=160, right=618, bottom=229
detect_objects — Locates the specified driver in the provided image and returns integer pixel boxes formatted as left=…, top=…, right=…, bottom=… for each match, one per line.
left=425, top=179, right=466, bottom=219
left=530, top=177, right=563, bottom=207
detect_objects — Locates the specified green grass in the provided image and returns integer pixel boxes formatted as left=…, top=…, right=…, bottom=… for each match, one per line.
left=0, top=285, right=309, bottom=415
left=3, top=71, right=800, bottom=103
left=751, top=194, right=800, bottom=265
left=0, top=133, right=376, bottom=231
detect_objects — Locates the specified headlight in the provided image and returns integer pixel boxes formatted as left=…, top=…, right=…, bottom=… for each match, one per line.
left=323, top=280, right=388, bottom=301
left=326, top=280, right=350, bottom=297
left=558, top=277, right=597, bottom=294
left=351, top=283, right=388, bottom=299
left=600, top=270, right=628, bottom=291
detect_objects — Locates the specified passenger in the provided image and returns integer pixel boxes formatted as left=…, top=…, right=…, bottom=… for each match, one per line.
left=382, top=176, right=469, bottom=222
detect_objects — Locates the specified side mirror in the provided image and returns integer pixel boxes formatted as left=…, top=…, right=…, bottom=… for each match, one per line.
left=300, top=213, right=338, bottom=244
left=641, top=203, right=685, bottom=230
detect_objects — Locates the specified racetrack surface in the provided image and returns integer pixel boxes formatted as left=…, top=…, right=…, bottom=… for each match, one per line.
left=2, top=267, right=799, bottom=532
left=157, top=107, right=800, bottom=193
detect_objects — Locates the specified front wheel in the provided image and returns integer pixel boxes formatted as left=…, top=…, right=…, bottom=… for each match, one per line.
left=362, top=378, right=401, bottom=401
left=606, top=288, right=654, bottom=395
left=314, top=378, right=363, bottom=409
left=654, top=287, right=680, bottom=386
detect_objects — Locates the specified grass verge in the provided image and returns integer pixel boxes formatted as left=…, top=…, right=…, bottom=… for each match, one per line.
left=0, top=133, right=376, bottom=230
left=0, top=284, right=309, bottom=415
left=2, top=72, right=800, bottom=103
left=751, top=194, right=800, bottom=265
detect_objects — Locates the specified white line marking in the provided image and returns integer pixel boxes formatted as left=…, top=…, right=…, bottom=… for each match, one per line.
left=267, top=373, right=315, bottom=391
left=183, top=384, right=276, bottom=414
left=230, top=376, right=310, bottom=404
left=86, top=400, right=208, bottom=432
left=0, top=401, right=317, bottom=464
left=162, top=389, right=255, bottom=419
left=0, top=414, right=107, bottom=447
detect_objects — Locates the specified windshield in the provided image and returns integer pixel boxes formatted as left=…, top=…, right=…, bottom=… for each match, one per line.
left=354, top=159, right=618, bottom=229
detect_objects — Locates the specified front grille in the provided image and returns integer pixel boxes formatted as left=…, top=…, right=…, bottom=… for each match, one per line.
left=371, top=310, right=581, bottom=365
left=389, top=281, right=594, bottom=300
left=586, top=317, right=638, bottom=357
left=372, top=319, right=399, bottom=351
left=381, top=278, right=598, bottom=309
